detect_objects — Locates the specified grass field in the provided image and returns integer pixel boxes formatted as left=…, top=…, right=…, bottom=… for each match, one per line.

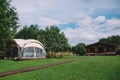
left=0, top=58, right=68, bottom=73
left=0, top=56, right=120, bottom=80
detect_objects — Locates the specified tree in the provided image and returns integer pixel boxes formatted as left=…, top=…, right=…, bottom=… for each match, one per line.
left=15, top=25, right=39, bottom=39
left=99, top=35, right=120, bottom=45
left=0, top=0, right=19, bottom=52
left=37, top=26, right=71, bottom=57
left=72, top=43, right=86, bottom=56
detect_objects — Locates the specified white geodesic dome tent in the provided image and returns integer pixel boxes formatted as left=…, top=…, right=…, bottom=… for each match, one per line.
left=6, top=39, right=46, bottom=59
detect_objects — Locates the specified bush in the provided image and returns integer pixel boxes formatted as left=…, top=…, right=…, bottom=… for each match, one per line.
left=72, top=43, right=86, bottom=56
left=46, top=51, right=72, bottom=58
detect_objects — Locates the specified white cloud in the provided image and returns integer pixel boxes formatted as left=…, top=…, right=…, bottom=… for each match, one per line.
left=95, top=16, right=105, bottom=23
left=73, top=13, right=92, bottom=28
left=62, top=14, right=120, bottom=45
left=101, top=18, right=120, bottom=33
left=105, top=18, right=120, bottom=27
left=11, top=0, right=120, bottom=26
left=39, top=17, right=61, bottom=26
left=62, top=28, right=100, bottom=46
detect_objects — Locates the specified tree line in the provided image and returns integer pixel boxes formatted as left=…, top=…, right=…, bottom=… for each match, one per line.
left=99, top=35, right=120, bottom=45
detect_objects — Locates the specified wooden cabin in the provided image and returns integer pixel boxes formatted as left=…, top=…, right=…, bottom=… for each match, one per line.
left=86, top=42, right=117, bottom=56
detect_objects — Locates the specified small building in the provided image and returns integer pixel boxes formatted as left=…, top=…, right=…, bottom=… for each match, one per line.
left=5, top=39, right=46, bottom=59
left=86, top=42, right=117, bottom=56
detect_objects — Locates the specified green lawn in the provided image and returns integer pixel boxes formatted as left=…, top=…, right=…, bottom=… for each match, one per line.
left=0, top=56, right=120, bottom=80
left=0, top=58, right=68, bottom=73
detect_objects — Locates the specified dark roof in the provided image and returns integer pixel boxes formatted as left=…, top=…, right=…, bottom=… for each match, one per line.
left=86, top=42, right=117, bottom=47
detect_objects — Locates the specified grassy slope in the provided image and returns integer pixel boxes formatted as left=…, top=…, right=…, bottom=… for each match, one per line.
left=0, top=58, right=67, bottom=73
left=0, top=56, right=120, bottom=80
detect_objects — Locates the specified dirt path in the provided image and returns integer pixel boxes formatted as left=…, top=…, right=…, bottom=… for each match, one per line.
left=0, top=58, right=88, bottom=77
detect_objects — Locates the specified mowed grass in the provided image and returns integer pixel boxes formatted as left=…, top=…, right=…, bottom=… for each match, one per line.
left=0, top=58, right=68, bottom=73
left=0, top=56, right=120, bottom=80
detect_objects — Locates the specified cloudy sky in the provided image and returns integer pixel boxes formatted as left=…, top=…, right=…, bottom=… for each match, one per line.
left=11, top=0, right=120, bottom=46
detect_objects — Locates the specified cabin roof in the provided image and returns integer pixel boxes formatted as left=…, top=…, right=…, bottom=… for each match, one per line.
left=86, top=42, right=117, bottom=47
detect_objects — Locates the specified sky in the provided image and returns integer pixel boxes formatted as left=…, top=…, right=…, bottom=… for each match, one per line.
left=11, top=0, right=120, bottom=46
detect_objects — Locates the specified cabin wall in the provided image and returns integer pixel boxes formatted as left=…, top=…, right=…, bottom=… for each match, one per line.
left=86, top=43, right=117, bottom=56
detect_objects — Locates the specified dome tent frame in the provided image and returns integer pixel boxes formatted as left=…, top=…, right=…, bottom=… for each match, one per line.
left=6, top=39, right=46, bottom=59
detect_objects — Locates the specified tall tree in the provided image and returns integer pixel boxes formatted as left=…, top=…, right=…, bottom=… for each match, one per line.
left=0, top=0, right=19, bottom=51
left=15, top=25, right=39, bottom=39
left=38, top=26, right=71, bottom=53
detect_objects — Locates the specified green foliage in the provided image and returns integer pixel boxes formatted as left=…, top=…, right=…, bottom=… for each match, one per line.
left=1, top=56, right=120, bottom=80
left=0, top=0, right=19, bottom=51
left=15, top=24, right=39, bottom=39
left=72, top=43, right=86, bottom=55
left=38, top=26, right=71, bottom=53
left=99, top=35, right=120, bottom=45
